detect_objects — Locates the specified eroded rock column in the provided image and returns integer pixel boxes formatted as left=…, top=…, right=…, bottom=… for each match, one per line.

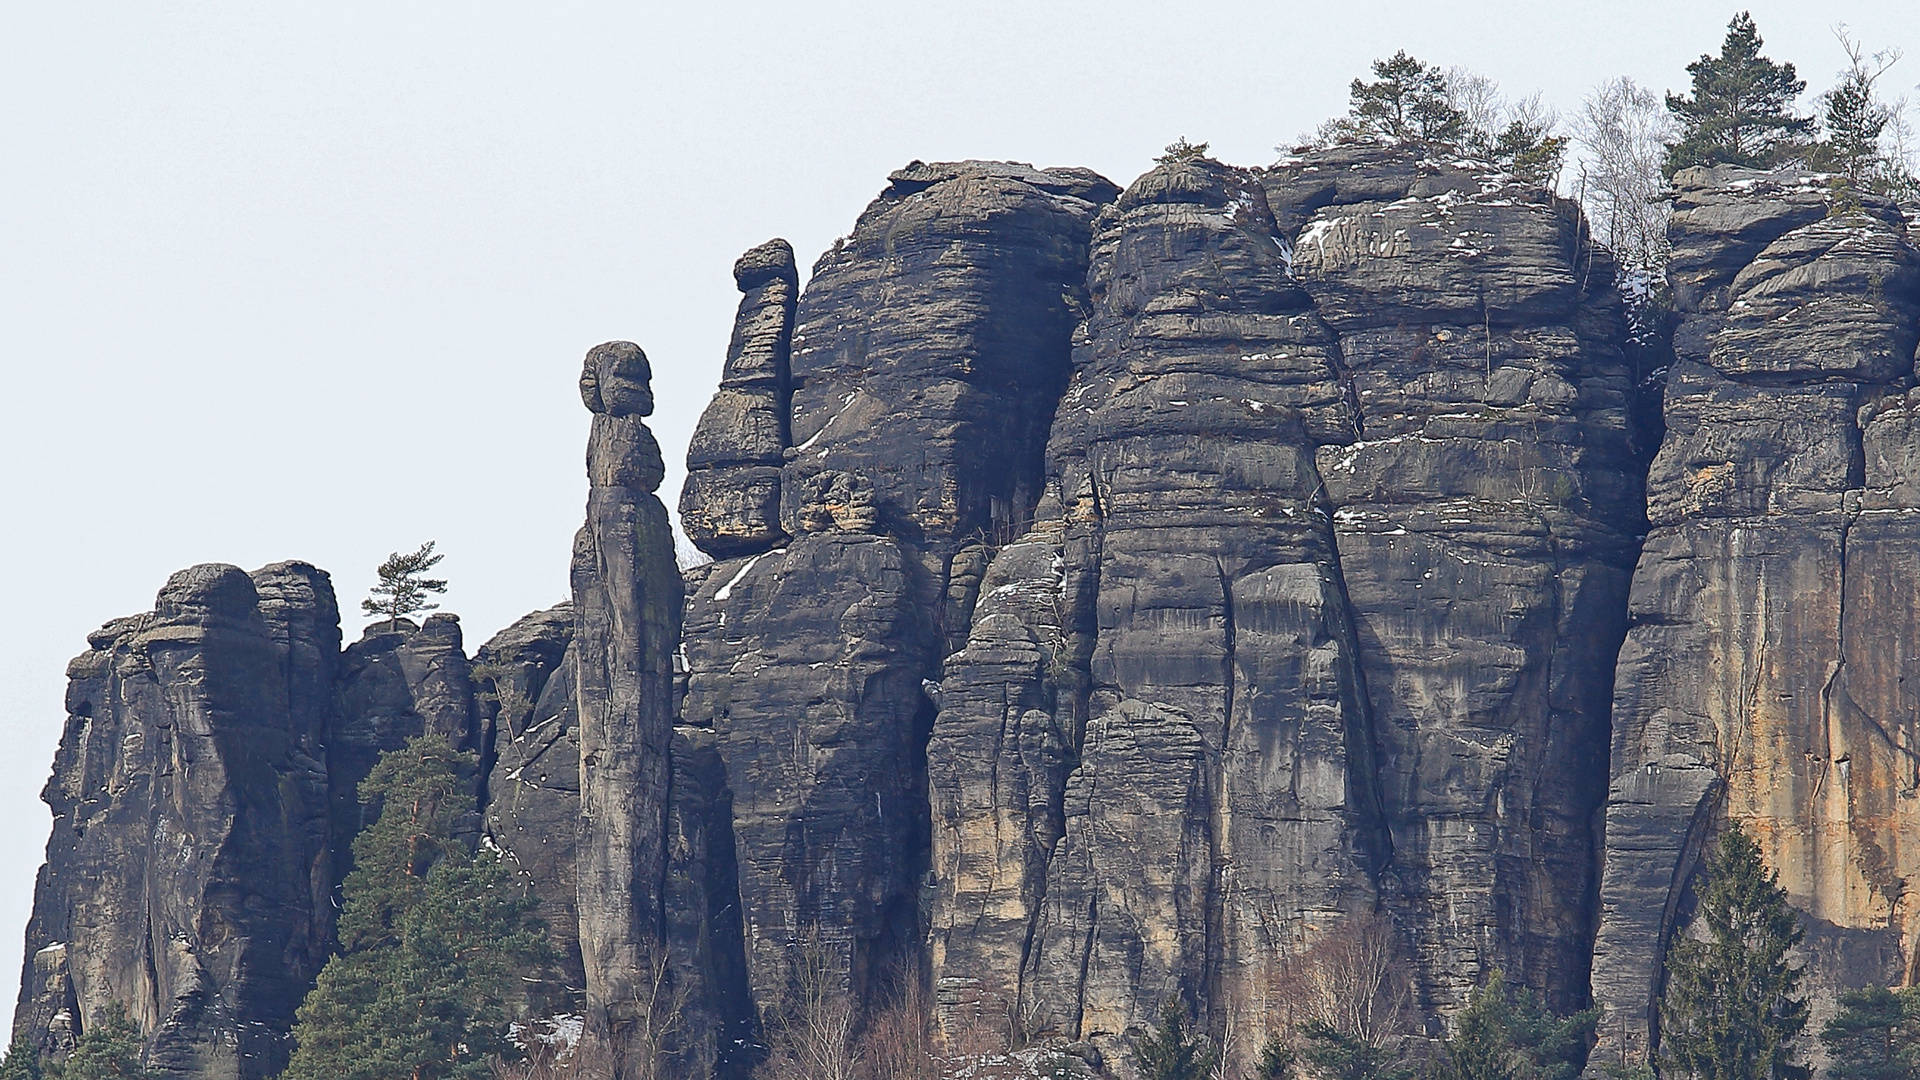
left=571, top=341, right=686, bottom=1073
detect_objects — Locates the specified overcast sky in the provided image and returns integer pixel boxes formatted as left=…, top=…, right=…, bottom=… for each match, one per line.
left=2, top=0, right=1915, bottom=1035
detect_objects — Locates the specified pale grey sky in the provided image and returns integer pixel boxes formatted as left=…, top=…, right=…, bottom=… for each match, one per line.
left=2, top=0, right=1913, bottom=1033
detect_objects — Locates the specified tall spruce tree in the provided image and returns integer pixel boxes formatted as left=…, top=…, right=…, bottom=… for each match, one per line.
left=1664, top=13, right=1812, bottom=175
left=1820, top=986, right=1920, bottom=1080
left=1658, top=827, right=1808, bottom=1080
left=283, top=735, right=547, bottom=1080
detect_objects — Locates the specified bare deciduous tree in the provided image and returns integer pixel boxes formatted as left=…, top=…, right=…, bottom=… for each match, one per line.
left=857, top=963, right=939, bottom=1080
left=755, top=933, right=860, bottom=1080
left=1270, top=912, right=1418, bottom=1051
left=1574, top=77, right=1676, bottom=289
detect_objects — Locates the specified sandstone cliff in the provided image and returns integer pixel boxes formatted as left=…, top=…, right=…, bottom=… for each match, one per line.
left=16, top=150, right=1920, bottom=1080
left=1591, top=166, right=1920, bottom=1068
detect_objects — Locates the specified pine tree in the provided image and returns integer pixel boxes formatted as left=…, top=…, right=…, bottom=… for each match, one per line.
left=361, top=541, right=449, bottom=630
left=1157, top=137, right=1212, bottom=164
left=1346, top=52, right=1467, bottom=145
left=45, top=1004, right=153, bottom=1080
left=1658, top=827, right=1809, bottom=1080
left=283, top=735, right=548, bottom=1080
left=1132, top=1001, right=1218, bottom=1080
left=1256, top=1038, right=1295, bottom=1080
left=1428, top=970, right=1597, bottom=1080
left=1664, top=13, right=1812, bottom=175
left=1811, top=30, right=1904, bottom=190
left=0, top=1035, right=40, bottom=1080
left=1820, top=986, right=1920, bottom=1080
left=1300, top=1021, right=1414, bottom=1080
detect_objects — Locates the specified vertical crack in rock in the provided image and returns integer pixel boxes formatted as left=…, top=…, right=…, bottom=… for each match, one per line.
left=1007, top=154, right=1383, bottom=1064
left=1591, top=166, right=1920, bottom=1070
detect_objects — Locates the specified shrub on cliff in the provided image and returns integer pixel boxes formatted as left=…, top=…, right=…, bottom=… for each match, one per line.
left=1657, top=827, right=1808, bottom=1080
left=282, top=735, right=548, bottom=1080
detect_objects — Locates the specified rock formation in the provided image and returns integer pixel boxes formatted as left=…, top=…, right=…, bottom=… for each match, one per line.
left=571, top=340, right=689, bottom=1072
left=18, top=563, right=340, bottom=1079
left=1590, top=166, right=1920, bottom=1068
left=679, top=240, right=798, bottom=559
left=19, top=148, right=1920, bottom=1080
left=676, top=160, right=1119, bottom=1035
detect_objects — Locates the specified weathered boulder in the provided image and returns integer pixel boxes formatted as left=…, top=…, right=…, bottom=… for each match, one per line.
left=1591, top=168, right=1920, bottom=1069
left=16, top=562, right=340, bottom=1080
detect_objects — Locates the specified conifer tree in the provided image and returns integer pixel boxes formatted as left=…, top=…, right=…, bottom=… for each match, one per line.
left=362, top=541, right=449, bottom=630
left=1820, top=985, right=1920, bottom=1080
left=1429, top=970, right=1597, bottom=1080
left=283, top=735, right=548, bottom=1080
left=1810, top=29, right=1909, bottom=193
left=1658, top=827, right=1808, bottom=1080
left=1664, top=13, right=1812, bottom=175
left=45, top=1004, right=153, bottom=1080
left=0, top=1035, right=40, bottom=1080
left=1346, top=52, right=1468, bottom=145
left=1132, top=1001, right=1218, bottom=1080
left=1256, top=1038, right=1295, bottom=1080
left=1299, top=1021, right=1414, bottom=1080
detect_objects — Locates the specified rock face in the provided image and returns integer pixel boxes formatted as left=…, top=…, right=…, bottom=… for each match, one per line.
left=1590, top=167, right=1920, bottom=1068
left=476, top=604, right=584, bottom=1012
left=24, top=149, right=1920, bottom=1080
left=922, top=149, right=1643, bottom=1066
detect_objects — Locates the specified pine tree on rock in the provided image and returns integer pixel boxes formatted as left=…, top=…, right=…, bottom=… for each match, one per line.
left=1664, top=12, right=1812, bottom=175
left=362, top=541, right=449, bottom=630
left=283, top=735, right=548, bottom=1080
left=1820, top=985, right=1920, bottom=1080
left=1810, top=30, right=1911, bottom=194
left=1658, top=827, right=1809, bottom=1080
left=1345, top=51, right=1468, bottom=145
